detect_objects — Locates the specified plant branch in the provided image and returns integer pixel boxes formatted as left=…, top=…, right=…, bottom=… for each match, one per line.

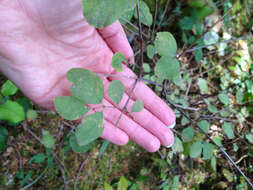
left=163, top=89, right=253, bottom=189
left=74, top=154, right=90, bottom=190
left=136, top=0, right=144, bottom=77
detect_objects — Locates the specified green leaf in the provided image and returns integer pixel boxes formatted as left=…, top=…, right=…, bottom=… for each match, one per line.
left=131, top=100, right=144, bottom=112
left=207, top=104, right=218, bottom=113
left=1, top=80, right=18, bottom=96
left=143, top=63, right=151, bottom=73
left=26, top=109, right=38, bottom=121
left=212, top=136, right=223, bottom=146
left=75, top=112, right=104, bottom=146
left=218, top=93, right=230, bottom=106
left=197, top=6, right=214, bottom=20
left=172, top=137, right=184, bottom=153
left=211, top=156, right=216, bottom=171
left=245, top=134, right=253, bottom=144
left=108, top=80, right=124, bottom=105
left=54, top=96, right=89, bottom=120
left=42, top=130, right=55, bottom=149
left=67, top=68, right=104, bottom=104
left=0, top=100, right=25, bottom=123
left=104, top=182, right=113, bottom=190
left=178, top=16, right=195, bottom=30
left=19, top=170, right=33, bottom=187
left=195, top=49, right=203, bottom=65
left=155, top=56, right=180, bottom=80
left=197, top=78, right=208, bottom=94
left=233, top=143, right=239, bottom=151
left=118, top=176, right=128, bottom=190
left=190, top=141, right=203, bottom=158
left=188, top=0, right=206, bottom=8
left=134, top=0, right=153, bottom=26
left=222, top=122, right=234, bottom=139
left=154, top=32, right=177, bottom=57
left=181, top=116, right=190, bottom=125
left=172, top=175, right=179, bottom=190
left=202, top=142, right=215, bottom=160
left=99, top=141, right=110, bottom=157
left=236, top=89, right=244, bottom=104
left=82, top=0, right=137, bottom=28
left=197, top=120, right=210, bottom=133
left=0, top=126, right=8, bottom=152
left=29, top=153, right=45, bottom=164
left=111, top=52, right=126, bottom=72
left=69, top=134, right=93, bottom=153
left=119, top=9, right=134, bottom=24
left=182, top=127, right=194, bottom=142
left=147, top=45, right=155, bottom=59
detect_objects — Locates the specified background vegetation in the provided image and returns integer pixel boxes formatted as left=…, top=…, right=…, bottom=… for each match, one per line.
left=0, top=0, right=252, bottom=189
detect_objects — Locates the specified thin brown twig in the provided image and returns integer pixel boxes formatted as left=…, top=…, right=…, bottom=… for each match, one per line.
left=151, top=0, right=158, bottom=40
left=74, top=153, right=90, bottom=190
left=115, top=78, right=139, bottom=128
left=114, top=0, right=144, bottom=128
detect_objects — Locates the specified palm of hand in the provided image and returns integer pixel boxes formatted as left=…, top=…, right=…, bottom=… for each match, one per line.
left=0, top=0, right=175, bottom=152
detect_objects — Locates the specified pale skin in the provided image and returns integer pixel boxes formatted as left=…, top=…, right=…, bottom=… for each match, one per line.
left=0, top=0, right=175, bottom=152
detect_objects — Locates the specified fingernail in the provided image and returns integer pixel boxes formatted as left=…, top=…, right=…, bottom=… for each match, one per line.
left=168, top=122, right=176, bottom=129
left=165, top=139, right=174, bottom=148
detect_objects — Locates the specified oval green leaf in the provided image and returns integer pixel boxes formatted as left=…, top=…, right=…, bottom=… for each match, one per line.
left=218, top=93, right=230, bottom=106
left=131, top=100, right=144, bottom=112
left=190, top=141, right=203, bottom=158
left=75, top=112, right=104, bottom=146
left=118, top=176, right=128, bottom=190
left=222, top=122, right=234, bottom=139
left=1, top=80, right=18, bottom=96
left=69, top=134, right=93, bottom=153
left=197, top=78, right=208, bottom=94
left=155, top=56, right=180, bottom=80
left=54, top=96, right=89, bottom=121
left=197, top=120, right=210, bottom=133
left=42, top=130, right=55, bottom=149
left=147, top=45, right=155, bottom=59
left=67, top=68, right=104, bottom=104
left=108, top=80, right=124, bottom=105
left=202, top=142, right=215, bottom=160
left=0, top=100, right=25, bottom=123
left=172, top=136, right=184, bottom=153
left=154, top=32, right=177, bottom=57
left=111, top=52, right=126, bottom=72
left=134, top=0, right=153, bottom=26
left=182, top=127, right=194, bottom=142
left=82, top=0, right=137, bottom=28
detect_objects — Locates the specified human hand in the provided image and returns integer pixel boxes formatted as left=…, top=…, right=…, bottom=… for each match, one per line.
left=0, top=0, right=175, bottom=152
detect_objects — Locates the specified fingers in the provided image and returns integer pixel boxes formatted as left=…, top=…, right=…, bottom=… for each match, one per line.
left=104, top=83, right=174, bottom=147
left=102, top=98, right=161, bottom=152
left=97, top=21, right=134, bottom=64
left=101, top=120, right=129, bottom=146
left=109, top=65, right=176, bottom=126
